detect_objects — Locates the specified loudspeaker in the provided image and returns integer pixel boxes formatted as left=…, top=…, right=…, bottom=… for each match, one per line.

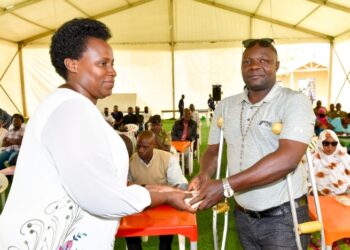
left=212, top=85, right=221, bottom=101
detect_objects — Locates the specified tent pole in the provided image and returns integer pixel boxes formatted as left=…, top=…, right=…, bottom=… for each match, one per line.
left=327, top=39, right=333, bottom=105
left=18, top=42, right=28, bottom=118
left=0, top=49, right=22, bottom=114
left=169, top=0, right=175, bottom=119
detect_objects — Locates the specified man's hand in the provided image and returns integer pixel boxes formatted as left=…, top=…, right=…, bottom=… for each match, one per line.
left=188, top=171, right=211, bottom=191
left=188, top=179, right=224, bottom=210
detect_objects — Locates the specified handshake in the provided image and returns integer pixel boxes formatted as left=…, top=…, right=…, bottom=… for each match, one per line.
left=184, top=190, right=202, bottom=210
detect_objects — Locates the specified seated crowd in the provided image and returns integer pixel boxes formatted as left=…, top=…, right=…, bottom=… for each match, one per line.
left=314, top=100, right=350, bottom=136
left=0, top=113, right=25, bottom=176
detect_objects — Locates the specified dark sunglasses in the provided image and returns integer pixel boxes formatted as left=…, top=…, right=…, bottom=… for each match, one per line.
left=322, top=141, right=338, bottom=147
left=242, top=38, right=275, bottom=48
left=318, top=114, right=326, bottom=118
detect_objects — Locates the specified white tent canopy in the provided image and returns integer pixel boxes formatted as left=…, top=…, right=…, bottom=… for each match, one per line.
left=1, top=0, right=350, bottom=117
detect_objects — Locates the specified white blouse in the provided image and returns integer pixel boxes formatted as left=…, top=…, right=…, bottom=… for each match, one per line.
left=0, top=88, right=151, bottom=250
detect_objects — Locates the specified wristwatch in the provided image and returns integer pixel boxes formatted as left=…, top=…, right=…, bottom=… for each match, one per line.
left=222, top=178, right=234, bottom=198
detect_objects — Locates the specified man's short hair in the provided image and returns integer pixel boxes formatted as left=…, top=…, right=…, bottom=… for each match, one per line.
left=150, top=115, right=161, bottom=124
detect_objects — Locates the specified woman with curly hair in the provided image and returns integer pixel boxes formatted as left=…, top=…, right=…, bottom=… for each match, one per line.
left=0, top=18, right=194, bottom=249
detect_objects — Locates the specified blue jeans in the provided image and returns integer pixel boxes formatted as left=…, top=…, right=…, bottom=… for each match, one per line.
left=234, top=203, right=310, bottom=250
left=0, top=149, right=18, bottom=170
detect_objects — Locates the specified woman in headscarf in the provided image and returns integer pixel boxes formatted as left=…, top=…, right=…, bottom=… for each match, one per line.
left=312, top=129, right=350, bottom=195
left=310, top=129, right=350, bottom=248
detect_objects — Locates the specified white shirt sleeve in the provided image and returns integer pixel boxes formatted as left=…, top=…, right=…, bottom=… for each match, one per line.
left=42, top=98, right=150, bottom=218
left=166, top=155, right=188, bottom=189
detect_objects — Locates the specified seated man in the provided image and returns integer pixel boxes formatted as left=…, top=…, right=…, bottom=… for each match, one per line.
left=330, top=112, right=350, bottom=134
left=0, top=121, right=8, bottom=146
left=123, top=106, right=138, bottom=125
left=149, top=115, right=172, bottom=152
left=0, top=108, right=11, bottom=129
left=335, top=103, right=347, bottom=119
left=135, top=106, right=144, bottom=132
left=0, top=114, right=25, bottom=170
left=102, top=107, right=114, bottom=126
left=111, top=105, right=123, bottom=130
left=127, top=130, right=188, bottom=250
left=171, top=108, right=197, bottom=142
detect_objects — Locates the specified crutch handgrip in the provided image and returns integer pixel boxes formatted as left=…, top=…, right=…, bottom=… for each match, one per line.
left=298, top=221, right=322, bottom=234
left=217, top=117, right=224, bottom=128
left=213, top=201, right=230, bottom=214
left=272, top=122, right=283, bottom=135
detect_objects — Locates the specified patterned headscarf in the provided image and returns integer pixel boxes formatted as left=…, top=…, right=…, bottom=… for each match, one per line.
left=312, top=129, right=350, bottom=195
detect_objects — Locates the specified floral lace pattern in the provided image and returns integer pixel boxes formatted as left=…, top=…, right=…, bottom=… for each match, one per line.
left=8, top=196, right=86, bottom=250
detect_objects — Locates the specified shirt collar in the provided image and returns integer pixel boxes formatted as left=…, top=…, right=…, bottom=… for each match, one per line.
left=236, top=83, right=281, bottom=106
left=138, top=153, right=154, bottom=167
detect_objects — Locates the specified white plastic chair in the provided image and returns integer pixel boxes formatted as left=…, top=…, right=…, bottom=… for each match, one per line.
left=0, top=173, right=9, bottom=211
left=124, top=124, right=139, bottom=138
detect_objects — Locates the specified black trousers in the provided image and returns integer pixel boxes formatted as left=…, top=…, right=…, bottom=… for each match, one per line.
left=125, top=235, right=174, bottom=250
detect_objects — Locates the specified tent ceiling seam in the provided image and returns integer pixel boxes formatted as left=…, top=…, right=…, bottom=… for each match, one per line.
left=64, top=0, right=91, bottom=17
left=306, top=0, right=350, bottom=13
left=194, top=0, right=333, bottom=41
left=253, top=0, right=263, bottom=15
left=294, top=5, right=321, bottom=26
left=0, top=0, right=44, bottom=16
left=21, top=0, right=154, bottom=45
left=11, top=12, right=51, bottom=30
left=91, top=0, right=154, bottom=19
left=332, top=47, right=350, bottom=103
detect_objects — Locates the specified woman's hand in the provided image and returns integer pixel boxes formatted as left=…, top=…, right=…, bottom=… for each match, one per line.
left=165, top=190, right=197, bottom=213
left=146, top=184, right=182, bottom=193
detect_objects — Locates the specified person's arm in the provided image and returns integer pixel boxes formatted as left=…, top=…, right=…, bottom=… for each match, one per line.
left=188, top=100, right=223, bottom=191
left=191, top=139, right=308, bottom=210
left=1, top=133, right=9, bottom=147
left=45, top=99, right=195, bottom=217
left=188, top=144, right=219, bottom=191
left=1, top=133, right=23, bottom=147
left=166, top=155, right=188, bottom=189
left=146, top=186, right=193, bottom=211
left=126, top=184, right=194, bottom=211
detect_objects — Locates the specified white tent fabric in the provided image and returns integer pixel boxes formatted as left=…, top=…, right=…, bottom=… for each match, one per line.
left=13, top=42, right=336, bottom=118
left=0, top=0, right=350, bottom=117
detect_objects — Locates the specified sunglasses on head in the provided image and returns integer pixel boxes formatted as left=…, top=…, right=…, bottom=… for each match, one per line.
left=322, top=141, right=338, bottom=147
left=242, top=38, right=275, bottom=48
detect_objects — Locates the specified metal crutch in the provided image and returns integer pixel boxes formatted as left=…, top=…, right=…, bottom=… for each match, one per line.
left=212, top=117, right=230, bottom=250
left=286, top=148, right=325, bottom=250
left=272, top=123, right=324, bottom=250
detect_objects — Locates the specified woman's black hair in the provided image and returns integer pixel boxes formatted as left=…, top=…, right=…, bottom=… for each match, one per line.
left=49, top=18, right=112, bottom=81
left=11, top=114, right=24, bottom=123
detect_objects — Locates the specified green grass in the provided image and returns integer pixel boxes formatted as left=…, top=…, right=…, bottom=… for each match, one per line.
left=114, top=119, right=243, bottom=250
